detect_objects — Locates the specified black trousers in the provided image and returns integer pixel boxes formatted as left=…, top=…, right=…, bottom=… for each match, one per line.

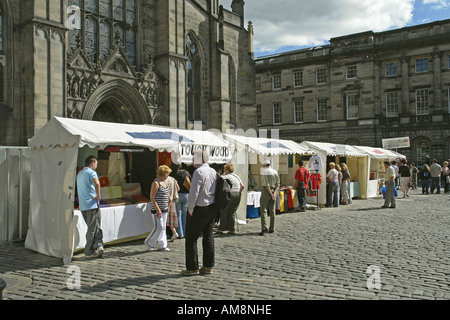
left=185, top=204, right=217, bottom=270
left=81, top=207, right=103, bottom=256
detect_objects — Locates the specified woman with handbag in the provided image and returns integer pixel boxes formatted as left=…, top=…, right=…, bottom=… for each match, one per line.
left=175, top=163, right=191, bottom=239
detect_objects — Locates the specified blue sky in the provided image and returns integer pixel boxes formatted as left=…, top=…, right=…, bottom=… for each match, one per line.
left=231, top=0, right=450, bottom=57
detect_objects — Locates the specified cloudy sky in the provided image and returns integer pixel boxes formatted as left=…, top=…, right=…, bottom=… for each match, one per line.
left=225, top=0, right=450, bottom=57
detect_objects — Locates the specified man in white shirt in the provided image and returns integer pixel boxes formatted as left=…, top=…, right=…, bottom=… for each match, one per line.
left=429, top=159, right=442, bottom=194
left=182, top=150, right=218, bottom=276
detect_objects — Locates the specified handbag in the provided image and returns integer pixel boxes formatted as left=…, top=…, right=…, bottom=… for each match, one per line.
left=446, top=175, right=450, bottom=184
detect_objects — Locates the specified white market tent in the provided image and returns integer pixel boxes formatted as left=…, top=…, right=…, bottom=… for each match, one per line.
left=299, top=141, right=369, bottom=205
left=25, top=117, right=231, bottom=264
left=223, top=134, right=314, bottom=221
left=353, top=145, right=406, bottom=198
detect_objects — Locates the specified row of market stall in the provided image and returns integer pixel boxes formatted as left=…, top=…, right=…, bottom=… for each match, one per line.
left=25, top=117, right=405, bottom=264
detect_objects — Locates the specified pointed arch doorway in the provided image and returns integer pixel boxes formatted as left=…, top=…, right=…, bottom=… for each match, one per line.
left=82, top=79, right=152, bottom=124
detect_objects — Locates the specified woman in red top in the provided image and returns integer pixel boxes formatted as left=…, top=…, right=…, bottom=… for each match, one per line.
left=295, top=160, right=310, bottom=212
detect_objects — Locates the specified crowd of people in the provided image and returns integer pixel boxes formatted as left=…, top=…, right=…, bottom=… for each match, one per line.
left=75, top=151, right=449, bottom=275
left=391, top=158, right=450, bottom=195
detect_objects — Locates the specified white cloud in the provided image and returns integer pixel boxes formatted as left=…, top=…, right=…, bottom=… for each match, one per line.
left=233, top=0, right=414, bottom=55
left=422, top=0, right=450, bottom=9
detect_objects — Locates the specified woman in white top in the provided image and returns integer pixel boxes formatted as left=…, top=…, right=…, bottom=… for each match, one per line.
left=144, top=165, right=172, bottom=252
left=216, top=164, right=244, bottom=235
left=326, top=162, right=340, bottom=207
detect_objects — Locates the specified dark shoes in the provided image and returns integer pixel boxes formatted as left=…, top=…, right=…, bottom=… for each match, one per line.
left=181, top=269, right=199, bottom=276
left=181, top=267, right=213, bottom=276
left=259, top=229, right=274, bottom=236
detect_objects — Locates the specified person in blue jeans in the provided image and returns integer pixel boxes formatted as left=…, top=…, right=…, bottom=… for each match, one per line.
left=419, top=164, right=431, bottom=194
left=175, top=163, right=191, bottom=238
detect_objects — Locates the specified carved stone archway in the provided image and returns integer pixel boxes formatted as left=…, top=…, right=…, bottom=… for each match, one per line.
left=83, top=79, right=151, bottom=124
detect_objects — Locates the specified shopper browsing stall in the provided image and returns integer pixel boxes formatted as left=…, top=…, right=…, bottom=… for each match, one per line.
left=294, top=160, right=310, bottom=212
left=216, top=164, right=244, bottom=235
left=76, top=155, right=104, bottom=258
left=144, top=165, right=172, bottom=252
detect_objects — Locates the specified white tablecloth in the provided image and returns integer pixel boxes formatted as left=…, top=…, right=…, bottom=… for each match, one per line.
left=73, top=203, right=154, bottom=251
left=247, top=191, right=262, bottom=208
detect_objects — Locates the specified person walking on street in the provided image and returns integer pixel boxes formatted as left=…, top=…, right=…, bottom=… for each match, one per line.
left=399, top=159, right=411, bottom=198
left=216, top=164, right=244, bottom=235
left=144, top=165, right=172, bottom=252
left=76, top=156, right=104, bottom=258
left=382, top=161, right=396, bottom=209
left=294, top=160, right=310, bottom=212
left=429, top=159, right=442, bottom=194
left=259, top=160, right=280, bottom=236
left=182, top=151, right=218, bottom=276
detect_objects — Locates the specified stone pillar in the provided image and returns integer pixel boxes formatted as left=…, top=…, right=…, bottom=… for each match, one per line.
left=31, top=1, right=67, bottom=134
left=433, top=50, right=442, bottom=111
left=154, top=0, right=187, bottom=128
left=401, top=55, right=409, bottom=115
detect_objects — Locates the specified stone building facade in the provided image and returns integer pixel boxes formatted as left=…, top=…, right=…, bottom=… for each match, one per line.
left=255, top=19, right=450, bottom=165
left=0, top=0, right=256, bottom=146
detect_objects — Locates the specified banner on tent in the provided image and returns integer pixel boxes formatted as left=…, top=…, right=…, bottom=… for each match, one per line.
left=177, top=143, right=233, bottom=164
left=104, top=145, right=148, bottom=153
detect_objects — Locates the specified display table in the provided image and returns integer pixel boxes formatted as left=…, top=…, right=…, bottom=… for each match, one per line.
left=246, top=191, right=261, bottom=219
left=73, top=203, right=154, bottom=251
left=367, top=179, right=381, bottom=198
left=350, top=182, right=360, bottom=199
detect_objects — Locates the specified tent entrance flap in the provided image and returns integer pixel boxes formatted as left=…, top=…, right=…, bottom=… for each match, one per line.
left=25, top=146, right=78, bottom=265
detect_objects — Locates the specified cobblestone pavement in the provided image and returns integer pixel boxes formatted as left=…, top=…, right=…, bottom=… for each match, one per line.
left=1, top=189, right=449, bottom=301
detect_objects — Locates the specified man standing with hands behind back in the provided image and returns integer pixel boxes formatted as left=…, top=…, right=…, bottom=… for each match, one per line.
left=182, top=150, right=218, bottom=276
left=259, top=160, right=280, bottom=236
left=76, top=155, right=104, bottom=258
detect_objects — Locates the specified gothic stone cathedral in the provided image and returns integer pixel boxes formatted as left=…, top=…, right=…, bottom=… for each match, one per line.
left=0, top=0, right=256, bottom=146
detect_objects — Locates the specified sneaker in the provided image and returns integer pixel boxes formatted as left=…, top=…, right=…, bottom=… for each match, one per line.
left=181, top=269, right=200, bottom=276
left=159, top=247, right=171, bottom=252
left=170, top=232, right=178, bottom=242
left=144, top=241, right=156, bottom=252
left=258, top=229, right=268, bottom=236
left=199, top=267, right=213, bottom=275
left=95, top=246, right=104, bottom=258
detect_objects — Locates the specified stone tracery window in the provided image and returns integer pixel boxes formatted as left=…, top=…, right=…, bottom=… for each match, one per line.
left=69, top=0, right=137, bottom=65
left=186, top=34, right=202, bottom=122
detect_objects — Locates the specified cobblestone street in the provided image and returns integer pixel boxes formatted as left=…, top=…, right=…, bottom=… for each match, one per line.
left=1, top=189, right=449, bottom=301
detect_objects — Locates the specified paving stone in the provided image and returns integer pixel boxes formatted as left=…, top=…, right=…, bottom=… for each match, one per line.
left=1, top=189, right=449, bottom=300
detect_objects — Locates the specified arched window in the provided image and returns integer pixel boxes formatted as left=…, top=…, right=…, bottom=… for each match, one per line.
left=416, top=140, right=431, bottom=166
left=68, top=0, right=137, bottom=65
left=186, top=34, right=202, bottom=122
